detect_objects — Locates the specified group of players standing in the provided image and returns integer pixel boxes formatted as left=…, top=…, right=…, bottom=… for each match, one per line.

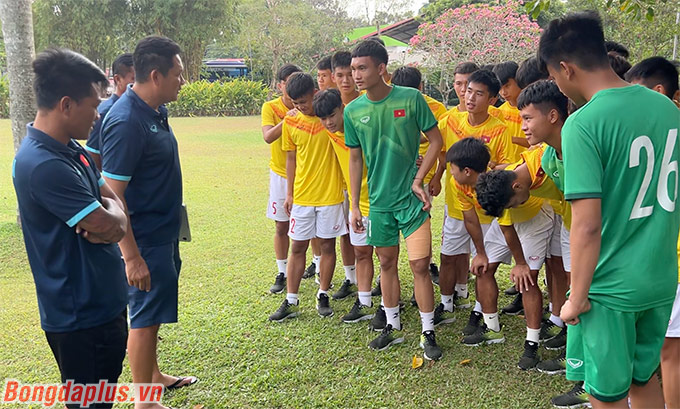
left=261, top=11, right=680, bottom=409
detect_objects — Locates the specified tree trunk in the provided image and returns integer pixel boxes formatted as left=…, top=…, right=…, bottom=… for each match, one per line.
left=0, top=0, right=37, bottom=224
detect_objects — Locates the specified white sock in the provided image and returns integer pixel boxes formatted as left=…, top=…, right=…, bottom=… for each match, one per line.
left=483, top=312, right=500, bottom=332
left=385, top=306, right=401, bottom=330
left=317, top=289, right=327, bottom=298
left=358, top=291, right=372, bottom=307
left=455, top=284, right=468, bottom=298
left=380, top=297, right=385, bottom=307
left=286, top=293, right=298, bottom=305
left=549, top=302, right=553, bottom=313
left=313, top=255, right=321, bottom=270
left=441, top=294, right=454, bottom=312
left=344, top=265, right=357, bottom=284
left=550, top=314, right=564, bottom=328
left=474, top=301, right=483, bottom=313
left=276, top=259, right=288, bottom=277
left=526, top=327, right=540, bottom=343
left=420, top=310, right=435, bottom=333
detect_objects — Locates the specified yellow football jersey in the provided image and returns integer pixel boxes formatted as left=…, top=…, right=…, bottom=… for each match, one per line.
left=282, top=113, right=344, bottom=207
left=522, top=145, right=571, bottom=229
left=452, top=178, right=495, bottom=224
left=261, top=97, right=290, bottom=177
left=421, top=94, right=448, bottom=184
left=328, top=131, right=370, bottom=215
left=497, top=101, right=527, bottom=162
left=497, top=158, right=546, bottom=226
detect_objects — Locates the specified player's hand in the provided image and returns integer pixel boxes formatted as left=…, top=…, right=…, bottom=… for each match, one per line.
left=510, top=263, right=533, bottom=293
left=412, top=180, right=431, bottom=212
left=429, top=178, right=441, bottom=197
left=560, top=298, right=591, bottom=325
left=350, top=208, right=365, bottom=234
left=75, top=226, right=111, bottom=244
left=283, top=195, right=293, bottom=216
left=415, top=155, right=423, bottom=169
left=286, top=108, right=298, bottom=117
left=125, top=255, right=151, bottom=292
left=470, top=253, right=488, bottom=276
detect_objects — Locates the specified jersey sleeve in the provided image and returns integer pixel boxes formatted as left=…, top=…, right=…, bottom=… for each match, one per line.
left=101, top=118, right=146, bottom=182
left=30, top=160, right=101, bottom=228
left=415, top=93, right=438, bottom=133
left=261, top=101, right=279, bottom=127
left=344, top=109, right=361, bottom=148
left=562, top=120, right=603, bottom=200
left=281, top=118, right=296, bottom=151
left=493, top=126, right=514, bottom=165
left=438, top=117, right=450, bottom=153
left=456, top=186, right=474, bottom=212
left=85, top=117, right=103, bottom=154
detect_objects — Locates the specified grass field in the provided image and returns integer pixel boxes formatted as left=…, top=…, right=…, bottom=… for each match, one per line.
left=0, top=117, right=572, bottom=408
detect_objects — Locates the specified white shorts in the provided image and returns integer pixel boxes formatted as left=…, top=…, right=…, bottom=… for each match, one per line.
left=485, top=204, right=554, bottom=270
left=549, top=214, right=563, bottom=257
left=560, top=223, right=571, bottom=272
left=266, top=170, right=289, bottom=222
left=342, top=191, right=350, bottom=223
left=289, top=203, right=347, bottom=241
left=348, top=210, right=370, bottom=247
left=441, top=216, right=470, bottom=256
left=667, top=284, right=680, bottom=338
left=471, top=223, right=491, bottom=257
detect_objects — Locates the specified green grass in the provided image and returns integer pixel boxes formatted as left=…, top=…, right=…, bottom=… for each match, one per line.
left=0, top=117, right=571, bottom=408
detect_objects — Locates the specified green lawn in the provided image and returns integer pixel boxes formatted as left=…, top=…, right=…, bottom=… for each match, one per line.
left=0, top=117, right=570, bottom=408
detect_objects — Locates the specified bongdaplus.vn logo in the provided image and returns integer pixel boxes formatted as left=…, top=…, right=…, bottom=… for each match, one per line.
left=2, top=379, right=164, bottom=407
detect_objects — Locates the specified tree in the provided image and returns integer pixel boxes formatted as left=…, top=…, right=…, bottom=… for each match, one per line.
left=527, top=0, right=673, bottom=20
left=419, top=0, right=494, bottom=22
left=360, top=0, right=413, bottom=27
left=0, top=0, right=36, bottom=155
left=410, top=1, right=541, bottom=103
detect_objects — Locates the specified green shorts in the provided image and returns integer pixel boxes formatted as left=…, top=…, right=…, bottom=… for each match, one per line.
left=566, top=299, right=672, bottom=402
left=367, top=195, right=429, bottom=247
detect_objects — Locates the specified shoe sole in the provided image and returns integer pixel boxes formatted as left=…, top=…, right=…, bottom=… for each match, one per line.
left=539, top=334, right=560, bottom=344
left=434, top=317, right=456, bottom=327
left=552, top=403, right=591, bottom=409
left=463, top=337, right=505, bottom=347
left=269, top=312, right=299, bottom=323
left=419, top=342, right=443, bottom=361
left=545, top=343, right=567, bottom=351
left=517, top=362, right=539, bottom=371
left=369, top=337, right=404, bottom=351
left=455, top=303, right=472, bottom=309
left=269, top=287, right=285, bottom=294
left=502, top=310, right=524, bottom=316
left=371, top=325, right=385, bottom=332
left=461, top=324, right=483, bottom=336
left=536, top=367, right=566, bottom=375
left=317, top=310, right=334, bottom=318
left=342, top=314, right=374, bottom=324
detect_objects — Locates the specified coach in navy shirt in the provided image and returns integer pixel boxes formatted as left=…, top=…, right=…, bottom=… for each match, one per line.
left=84, top=53, right=134, bottom=170
left=101, top=36, right=197, bottom=398
left=12, top=48, right=128, bottom=407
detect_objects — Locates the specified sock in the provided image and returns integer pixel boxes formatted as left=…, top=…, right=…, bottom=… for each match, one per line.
left=483, top=312, right=500, bottom=332
left=455, top=284, right=468, bottom=298
left=526, top=327, right=540, bottom=343
left=286, top=293, right=298, bottom=305
left=276, top=259, right=288, bottom=277
left=441, top=294, right=454, bottom=312
left=380, top=297, right=384, bottom=307
left=474, top=301, right=483, bottom=313
left=344, top=265, right=357, bottom=284
left=420, top=310, right=435, bottom=333
left=313, top=255, right=321, bottom=271
left=549, top=302, right=553, bottom=313
left=385, top=306, right=401, bottom=330
left=358, top=291, right=372, bottom=307
left=550, top=314, right=564, bottom=328
left=317, top=289, right=327, bottom=298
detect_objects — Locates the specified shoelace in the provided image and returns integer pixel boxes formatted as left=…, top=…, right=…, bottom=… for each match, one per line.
left=423, top=331, right=436, bottom=345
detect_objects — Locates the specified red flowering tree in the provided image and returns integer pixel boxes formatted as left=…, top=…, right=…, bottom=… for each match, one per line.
left=410, top=1, right=541, bottom=104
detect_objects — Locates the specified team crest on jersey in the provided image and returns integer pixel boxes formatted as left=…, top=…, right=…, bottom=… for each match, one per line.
left=481, top=135, right=491, bottom=143
left=360, top=116, right=370, bottom=124
left=567, top=359, right=583, bottom=369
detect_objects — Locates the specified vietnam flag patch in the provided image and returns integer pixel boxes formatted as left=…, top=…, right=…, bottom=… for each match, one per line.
left=79, top=154, right=90, bottom=167
left=394, top=109, right=406, bottom=118
left=537, top=167, right=545, bottom=177
left=481, top=135, right=491, bottom=143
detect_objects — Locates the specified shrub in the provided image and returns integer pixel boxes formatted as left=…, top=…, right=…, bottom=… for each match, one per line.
left=167, top=78, right=269, bottom=117
left=0, top=75, right=8, bottom=119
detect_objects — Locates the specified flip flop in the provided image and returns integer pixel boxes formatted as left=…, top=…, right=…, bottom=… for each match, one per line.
left=165, top=376, right=198, bottom=391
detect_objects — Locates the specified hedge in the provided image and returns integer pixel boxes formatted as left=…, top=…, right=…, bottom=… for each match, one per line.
left=167, top=78, right=269, bottom=117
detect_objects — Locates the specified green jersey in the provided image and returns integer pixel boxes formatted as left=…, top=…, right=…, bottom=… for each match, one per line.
left=541, top=145, right=564, bottom=193
left=563, top=85, right=680, bottom=311
left=344, top=85, right=437, bottom=212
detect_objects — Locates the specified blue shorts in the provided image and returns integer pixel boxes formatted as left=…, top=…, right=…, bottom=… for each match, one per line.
left=128, top=241, right=181, bottom=329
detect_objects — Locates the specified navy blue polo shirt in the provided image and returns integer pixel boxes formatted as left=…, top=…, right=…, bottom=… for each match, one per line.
left=12, top=125, right=128, bottom=333
left=101, top=87, right=182, bottom=247
left=85, top=93, right=119, bottom=155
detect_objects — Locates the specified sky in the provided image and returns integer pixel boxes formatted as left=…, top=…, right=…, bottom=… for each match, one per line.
left=344, top=0, right=429, bottom=22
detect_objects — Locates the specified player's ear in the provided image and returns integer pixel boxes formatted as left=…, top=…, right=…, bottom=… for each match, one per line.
left=560, top=61, right=574, bottom=81
left=653, top=84, right=666, bottom=96
left=549, top=108, right=559, bottom=124
left=673, top=90, right=680, bottom=108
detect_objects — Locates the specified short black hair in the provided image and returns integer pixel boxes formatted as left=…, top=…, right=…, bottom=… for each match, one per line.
left=480, top=64, right=496, bottom=72
left=626, top=56, right=680, bottom=99
left=112, top=53, right=133, bottom=77
left=286, top=72, right=315, bottom=100
left=455, top=62, right=479, bottom=75
left=468, top=69, right=501, bottom=97
left=516, top=56, right=548, bottom=89
left=538, top=11, right=609, bottom=73
left=608, top=53, right=631, bottom=80
left=391, top=66, right=422, bottom=89
left=317, top=56, right=332, bottom=71
left=32, top=48, right=108, bottom=109
left=476, top=170, right=517, bottom=217
left=368, top=37, right=386, bottom=47
left=313, top=88, right=343, bottom=118
left=277, top=64, right=302, bottom=82
left=134, top=36, right=182, bottom=83
left=517, top=80, right=569, bottom=122
left=605, top=40, right=629, bottom=59
left=492, top=61, right=518, bottom=86
left=331, top=51, right=352, bottom=71
left=446, top=138, right=490, bottom=173
left=351, top=39, right=389, bottom=67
